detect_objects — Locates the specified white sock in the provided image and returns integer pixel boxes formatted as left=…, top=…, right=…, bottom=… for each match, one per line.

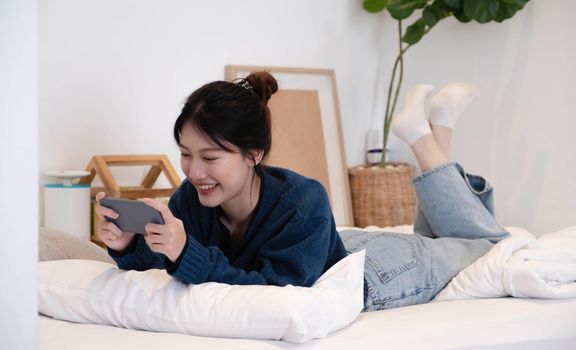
left=391, top=84, right=434, bottom=145
left=429, top=83, right=480, bottom=129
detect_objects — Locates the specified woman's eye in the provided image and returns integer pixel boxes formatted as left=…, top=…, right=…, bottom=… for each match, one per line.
left=180, top=153, right=191, bottom=158
left=203, top=157, right=218, bottom=161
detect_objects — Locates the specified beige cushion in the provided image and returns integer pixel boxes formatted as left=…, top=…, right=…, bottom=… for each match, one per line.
left=38, top=227, right=114, bottom=264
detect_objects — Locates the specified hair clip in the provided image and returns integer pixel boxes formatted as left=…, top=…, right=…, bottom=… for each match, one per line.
left=240, top=79, right=254, bottom=94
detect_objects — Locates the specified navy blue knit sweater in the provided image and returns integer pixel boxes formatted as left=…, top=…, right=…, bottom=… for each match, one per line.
left=108, top=165, right=348, bottom=287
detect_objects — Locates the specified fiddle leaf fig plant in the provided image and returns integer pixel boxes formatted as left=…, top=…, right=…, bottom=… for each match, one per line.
left=363, top=0, right=530, bottom=165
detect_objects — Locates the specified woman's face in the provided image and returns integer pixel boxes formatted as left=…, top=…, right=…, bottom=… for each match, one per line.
left=178, top=122, right=258, bottom=209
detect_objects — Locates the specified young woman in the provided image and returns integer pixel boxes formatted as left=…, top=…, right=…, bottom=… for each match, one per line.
left=96, top=72, right=509, bottom=312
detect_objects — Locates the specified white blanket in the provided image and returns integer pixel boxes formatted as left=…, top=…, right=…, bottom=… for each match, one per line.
left=435, top=226, right=576, bottom=301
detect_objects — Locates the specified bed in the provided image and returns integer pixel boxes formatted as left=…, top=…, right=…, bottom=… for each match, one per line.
left=37, top=226, right=576, bottom=349
left=39, top=297, right=576, bottom=349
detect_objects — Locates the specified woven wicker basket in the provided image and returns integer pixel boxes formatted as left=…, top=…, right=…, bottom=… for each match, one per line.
left=348, top=163, right=417, bottom=228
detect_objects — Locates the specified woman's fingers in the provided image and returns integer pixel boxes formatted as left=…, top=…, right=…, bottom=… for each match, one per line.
left=142, top=198, right=174, bottom=221
left=97, top=227, right=117, bottom=242
left=144, top=232, right=163, bottom=248
left=94, top=192, right=119, bottom=221
left=142, top=216, right=186, bottom=261
left=105, top=221, right=122, bottom=236
left=95, top=205, right=119, bottom=220
left=98, top=219, right=122, bottom=239
left=145, top=223, right=165, bottom=235
left=95, top=191, right=106, bottom=202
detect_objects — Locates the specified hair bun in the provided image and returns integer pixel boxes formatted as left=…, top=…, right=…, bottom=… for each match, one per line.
left=245, top=71, right=278, bottom=103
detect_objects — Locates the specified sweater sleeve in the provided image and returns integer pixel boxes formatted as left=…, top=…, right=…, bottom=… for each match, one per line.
left=168, top=214, right=334, bottom=287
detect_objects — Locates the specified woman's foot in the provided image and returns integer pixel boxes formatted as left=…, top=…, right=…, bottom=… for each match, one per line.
left=391, top=84, right=435, bottom=146
left=429, top=83, right=480, bottom=129
left=429, top=83, right=479, bottom=158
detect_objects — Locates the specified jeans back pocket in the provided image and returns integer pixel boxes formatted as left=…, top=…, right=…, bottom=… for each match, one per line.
left=363, top=233, right=418, bottom=285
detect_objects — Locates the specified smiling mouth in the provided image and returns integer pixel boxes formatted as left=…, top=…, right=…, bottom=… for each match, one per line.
left=194, top=183, right=218, bottom=191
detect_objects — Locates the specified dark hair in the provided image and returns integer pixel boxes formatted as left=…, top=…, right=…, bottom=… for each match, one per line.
left=173, top=71, right=278, bottom=166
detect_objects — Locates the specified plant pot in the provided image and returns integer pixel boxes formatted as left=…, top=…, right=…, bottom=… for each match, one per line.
left=348, top=163, right=417, bottom=228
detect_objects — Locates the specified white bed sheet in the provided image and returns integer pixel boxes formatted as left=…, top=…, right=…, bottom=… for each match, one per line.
left=39, top=297, right=576, bottom=350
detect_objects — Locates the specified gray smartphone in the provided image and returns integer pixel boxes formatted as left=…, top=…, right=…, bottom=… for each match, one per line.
left=100, top=197, right=165, bottom=234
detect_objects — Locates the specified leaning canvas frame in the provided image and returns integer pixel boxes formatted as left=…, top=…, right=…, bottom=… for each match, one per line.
left=225, top=65, right=354, bottom=226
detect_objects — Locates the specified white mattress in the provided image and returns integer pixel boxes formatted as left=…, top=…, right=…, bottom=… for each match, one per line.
left=39, top=297, right=576, bottom=350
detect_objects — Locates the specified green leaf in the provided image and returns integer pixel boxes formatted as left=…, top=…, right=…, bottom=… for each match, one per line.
left=501, top=0, right=530, bottom=6
left=453, top=7, right=472, bottom=22
left=388, top=0, right=428, bottom=9
left=515, top=0, right=530, bottom=9
left=363, top=0, right=389, bottom=13
left=387, top=0, right=427, bottom=20
left=423, top=7, right=439, bottom=27
left=495, top=0, right=531, bottom=22
left=442, top=0, right=462, bottom=9
left=494, top=3, right=518, bottom=22
left=463, top=0, right=500, bottom=23
left=423, top=1, right=451, bottom=28
left=402, top=18, right=426, bottom=44
left=387, top=5, right=415, bottom=20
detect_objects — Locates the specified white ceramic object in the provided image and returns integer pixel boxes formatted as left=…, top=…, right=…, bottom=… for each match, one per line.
left=44, top=170, right=91, bottom=239
left=45, top=170, right=90, bottom=186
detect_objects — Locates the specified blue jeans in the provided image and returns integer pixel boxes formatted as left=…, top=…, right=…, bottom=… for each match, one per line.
left=339, top=162, right=509, bottom=312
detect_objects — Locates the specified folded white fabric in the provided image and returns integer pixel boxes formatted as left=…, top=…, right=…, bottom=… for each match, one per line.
left=38, top=250, right=365, bottom=343
left=434, top=226, right=576, bottom=301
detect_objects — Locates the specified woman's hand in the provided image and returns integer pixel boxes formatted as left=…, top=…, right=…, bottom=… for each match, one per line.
left=141, top=198, right=187, bottom=263
left=95, top=192, right=136, bottom=251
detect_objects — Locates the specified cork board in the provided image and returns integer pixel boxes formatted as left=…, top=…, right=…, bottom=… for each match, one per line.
left=267, top=90, right=331, bottom=200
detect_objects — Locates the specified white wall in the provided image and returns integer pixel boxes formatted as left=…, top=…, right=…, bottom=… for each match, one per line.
left=38, top=0, right=377, bottom=180
left=39, top=0, right=576, bottom=236
left=0, top=0, right=38, bottom=349
left=380, top=0, right=576, bottom=236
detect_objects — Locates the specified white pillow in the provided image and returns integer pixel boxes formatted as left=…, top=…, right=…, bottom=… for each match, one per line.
left=38, top=250, right=365, bottom=343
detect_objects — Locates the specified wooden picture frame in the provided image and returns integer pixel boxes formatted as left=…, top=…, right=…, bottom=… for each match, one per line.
left=225, top=65, right=354, bottom=226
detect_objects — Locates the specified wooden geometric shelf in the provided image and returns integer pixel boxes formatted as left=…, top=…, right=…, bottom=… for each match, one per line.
left=78, top=154, right=181, bottom=199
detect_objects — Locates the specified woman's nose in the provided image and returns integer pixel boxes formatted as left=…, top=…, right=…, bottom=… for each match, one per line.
left=187, top=159, right=206, bottom=179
